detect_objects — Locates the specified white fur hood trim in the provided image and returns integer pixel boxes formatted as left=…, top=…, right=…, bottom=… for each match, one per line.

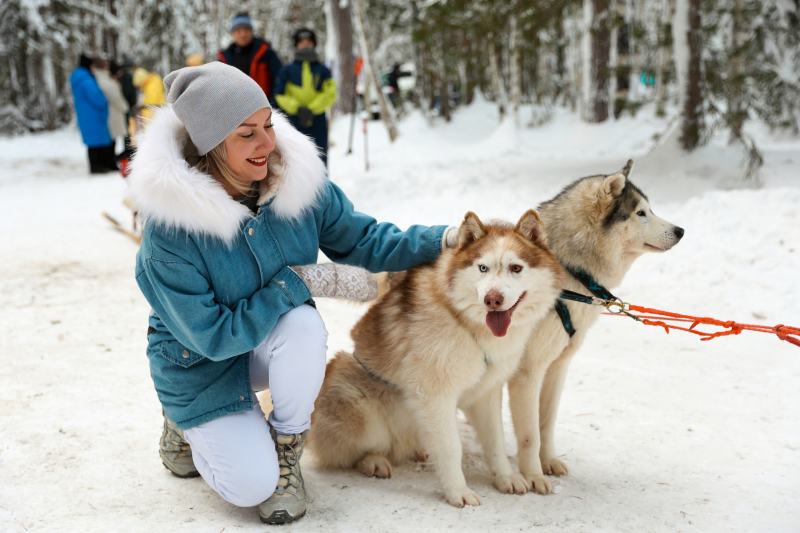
left=126, top=106, right=326, bottom=244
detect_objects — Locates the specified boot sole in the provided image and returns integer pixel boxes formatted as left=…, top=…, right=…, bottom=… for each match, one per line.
left=259, top=509, right=306, bottom=525
left=162, top=461, right=201, bottom=479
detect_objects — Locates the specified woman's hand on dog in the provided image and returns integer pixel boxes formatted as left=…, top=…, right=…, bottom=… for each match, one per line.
left=290, top=263, right=379, bottom=302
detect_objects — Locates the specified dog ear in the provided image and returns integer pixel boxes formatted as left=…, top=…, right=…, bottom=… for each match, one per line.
left=516, top=209, right=547, bottom=246
left=603, top=159, right=633, bottom=198
left=603, top=173, right=626, bottom=198
left=621, top=159, right=634, bottom=178
left=458, top=212, right=486, bottom=248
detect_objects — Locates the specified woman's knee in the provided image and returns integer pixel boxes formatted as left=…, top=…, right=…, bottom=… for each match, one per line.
left=273, top=304, right=328, bottom=352
left=215, top=456, right=279, bottom=508
left=186, top=410, right=280, bottom=508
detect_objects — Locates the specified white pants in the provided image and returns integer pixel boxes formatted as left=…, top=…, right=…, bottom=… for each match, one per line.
left=183, top=304, right=328, bottom=507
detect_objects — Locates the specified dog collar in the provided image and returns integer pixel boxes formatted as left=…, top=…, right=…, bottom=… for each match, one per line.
left=353, top=353, right=398, bottom=389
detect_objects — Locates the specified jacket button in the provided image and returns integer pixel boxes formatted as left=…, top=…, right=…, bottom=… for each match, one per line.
left=239, top=396, right=245, bottom=401
left=248, top=228, right=255, bottom=236
left=182, top=350, right=189, bottom=358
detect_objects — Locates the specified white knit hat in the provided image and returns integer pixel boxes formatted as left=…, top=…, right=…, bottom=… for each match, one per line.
left=163, top=62, right=270, bottom=156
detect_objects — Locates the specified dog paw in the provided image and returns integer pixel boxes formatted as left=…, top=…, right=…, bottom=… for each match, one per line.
left=412, top=450, right=429, bottom=463
left=357, top=454, right=392, bottom=479
left=541, top=457, right=569, bottom=476
left=525, top=474, right=552, bottom=495
left=494, top=473, right=530, bottom=495
left=445, top=487, right=482, bottom=508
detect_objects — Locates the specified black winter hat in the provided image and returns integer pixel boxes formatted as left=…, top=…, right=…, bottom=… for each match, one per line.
left=79, top=53, right=93, bottom=69
left=120, top=54, right=135, bottom=69
left=293, top=28, right=317, bottom=47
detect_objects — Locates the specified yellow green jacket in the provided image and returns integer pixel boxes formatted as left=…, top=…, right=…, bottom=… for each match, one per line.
left=274, top=60, right=336, bottom=117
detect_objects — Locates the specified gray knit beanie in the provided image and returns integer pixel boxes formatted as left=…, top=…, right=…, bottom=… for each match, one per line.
left=163, top=62, right=270, bottom=156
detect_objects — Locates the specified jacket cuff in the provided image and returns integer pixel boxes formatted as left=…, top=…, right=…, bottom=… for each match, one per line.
left=270, top=266, right=313, bottom=307
left=427, top=225, right=448, bottom=260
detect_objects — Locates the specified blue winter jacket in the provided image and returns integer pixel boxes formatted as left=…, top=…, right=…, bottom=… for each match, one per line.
left=69, top=67, right=112, bottom=148
left=127, top=107, right=446, bottom=430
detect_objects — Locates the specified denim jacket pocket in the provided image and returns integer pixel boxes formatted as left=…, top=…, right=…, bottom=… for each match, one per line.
left=160, top=341, right=205, bottom=368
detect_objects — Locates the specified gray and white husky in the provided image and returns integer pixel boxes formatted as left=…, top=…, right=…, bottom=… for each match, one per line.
left=508, top=159, right=684, bottom=493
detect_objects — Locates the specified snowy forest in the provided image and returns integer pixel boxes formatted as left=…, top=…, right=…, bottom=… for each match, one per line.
left=2, top=0, right=799, bottom=175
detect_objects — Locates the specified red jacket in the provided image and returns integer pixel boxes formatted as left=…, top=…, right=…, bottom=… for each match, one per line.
left=217, top=38, right=283, bottom=104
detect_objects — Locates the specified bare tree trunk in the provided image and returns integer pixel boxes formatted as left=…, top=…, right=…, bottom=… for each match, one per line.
left=410, top=0, right=432, bottom=123
left=439, top=74, right=451, bottom=121
left=353, top=0, right=398, bottom=141
left=609, top=7, right=619, bottom=118
left=41, top=48, right=57, bottom=130
left=536, top=43, right=547, bottom=104
left=680, top=0, right=703, bottom=151
left=728, top=0, right=744, bottom=142
left=458, top=58, right=468, bottom=104
left=328, top=0, right=355, bottom=115
left=626, top=0, right=639, bottom=106
left=510, top=14, right=522, bottom=126
left=587, top=0, right=611, bottom=123
left=415, top=43, right=433, bottom=123
left=567, top=4, right=582, bottom=112
left=438, top=30, right=451, bottom=122
left=489, top=37, right=508, bottom=120
left=655, top=0, right=674, bottom=116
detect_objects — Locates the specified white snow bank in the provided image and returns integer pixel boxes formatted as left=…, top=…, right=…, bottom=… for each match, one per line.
left=1, top=101, right=799, bottom=532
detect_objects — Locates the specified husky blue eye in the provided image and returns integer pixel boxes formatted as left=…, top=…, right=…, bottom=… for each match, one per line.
left=479, top=265, right=488, bottom=272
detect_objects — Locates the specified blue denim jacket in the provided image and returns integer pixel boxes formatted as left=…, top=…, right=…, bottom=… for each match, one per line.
left=129, top=107, right=446, bottom=429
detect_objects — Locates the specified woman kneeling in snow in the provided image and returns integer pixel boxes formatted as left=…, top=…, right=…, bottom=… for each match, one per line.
left=127, top=62, right=452, bottom=524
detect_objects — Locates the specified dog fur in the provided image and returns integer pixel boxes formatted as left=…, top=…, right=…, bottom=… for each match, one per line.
left=308, top=211, right=563, bottom=507
left=507, top=159, right=684, bottom=494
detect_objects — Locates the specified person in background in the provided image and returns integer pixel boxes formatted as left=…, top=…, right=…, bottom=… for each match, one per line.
left=94, top=57, right=130, bottom=168
left=118, top=56, right=138, bottom=159
left=386, top=62, right=411, bottom=105
left=132, top=67, right=167, bottom=122
left=69, top=53, right=115, bottom=174
left=217, top=12, right=283, bottom=105
left=186, top=54, right=204, bottom=67
left=274, top=29, right=336, bottom=167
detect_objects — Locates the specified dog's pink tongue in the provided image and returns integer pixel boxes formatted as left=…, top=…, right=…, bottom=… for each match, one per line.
left=486, top=311, right=512, bottom=337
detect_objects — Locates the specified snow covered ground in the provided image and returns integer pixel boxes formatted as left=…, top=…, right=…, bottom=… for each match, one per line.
left=1, top=100, right=799, bottom=532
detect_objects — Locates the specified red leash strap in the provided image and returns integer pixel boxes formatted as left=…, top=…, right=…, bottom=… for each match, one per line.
left=606, top=304, right=800, bottom=348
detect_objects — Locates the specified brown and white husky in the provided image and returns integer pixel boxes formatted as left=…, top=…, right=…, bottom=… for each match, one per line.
left=308, top=211, right=563, bottom=507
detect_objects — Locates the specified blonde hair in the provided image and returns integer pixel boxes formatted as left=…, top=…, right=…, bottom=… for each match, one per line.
left=194, top=142, right=283, bottom=197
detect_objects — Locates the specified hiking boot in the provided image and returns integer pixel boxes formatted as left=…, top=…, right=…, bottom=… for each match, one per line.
left=258, top=426, right=309, bottom=524
left=159, top=411, right=200, bottom=478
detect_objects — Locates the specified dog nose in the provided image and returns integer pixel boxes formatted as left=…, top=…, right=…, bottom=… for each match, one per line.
left=484, top=290, right=504, bottom=310
left=674, top=227, right=685, bottom=240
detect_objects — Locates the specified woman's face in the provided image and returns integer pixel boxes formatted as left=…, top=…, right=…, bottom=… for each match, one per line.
left=224, top=107, right=276, bottom=185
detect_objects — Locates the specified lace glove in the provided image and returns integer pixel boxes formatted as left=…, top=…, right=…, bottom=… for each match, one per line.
left=290, top=263, right=379, bottom=302
left=442, top=226, right=459, bottom=249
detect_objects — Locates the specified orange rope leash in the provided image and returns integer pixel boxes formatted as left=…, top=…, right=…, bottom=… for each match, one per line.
left=604, top=304, right=800, bottom=348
